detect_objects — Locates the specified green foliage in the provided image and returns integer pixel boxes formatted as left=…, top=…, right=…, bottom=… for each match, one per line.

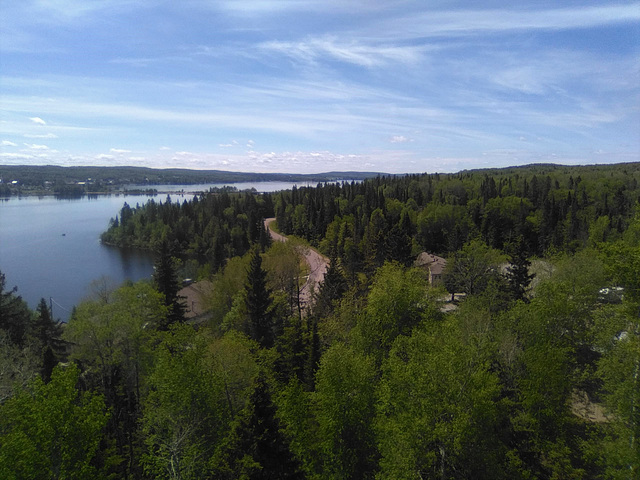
left=376, top=319, right=502, bottom=479
left=314, top=343, right=378, bottom=479
left=141, top=326, right=251, bottom=479
left=101, top=191, right=275, bottom=271
left=0, top=364, right=109, bottom=479
left=64, top=281, right=167, bottom=477
left=7, top=163, right=640, bottom=478
left=153, top=240, right=187, bottom=328
left=442, top=239, right=505, bottom=297
left=245, top=247, right=276, bottom=348
left=0, top=331, right=39, bottom=403
left=216, top=372, right=304, bottom=479
left=0, top=271, right=32, bottom=346
left=353, top=262, right=433, bottom=364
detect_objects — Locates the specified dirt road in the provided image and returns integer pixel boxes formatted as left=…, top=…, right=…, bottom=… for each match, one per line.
left=264, top=218, right=328, bottom=308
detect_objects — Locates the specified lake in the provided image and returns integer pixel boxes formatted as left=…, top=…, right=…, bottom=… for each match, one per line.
left=0, top=181, right=314, bottom=321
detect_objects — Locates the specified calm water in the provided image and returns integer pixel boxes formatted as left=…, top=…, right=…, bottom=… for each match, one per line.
left=0, top=181, right=320, bottom=320
left=0, top=195, right=162, bottom=320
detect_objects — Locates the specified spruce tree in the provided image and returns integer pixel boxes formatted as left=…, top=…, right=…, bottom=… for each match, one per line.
left=33, top=298, right=65, bottom=381
left=153, top=240, right=186, bottom=328
left=223, top=373, right=304, bottom=479
left=0, top=271, right=32, bottom=346
left=33, top=298, right=64, bottom=351
left=245, top=247, right=274, bottom=348
left=313, top=254, right=346, bottom=318
left=505, top=239, right=535, bottom=302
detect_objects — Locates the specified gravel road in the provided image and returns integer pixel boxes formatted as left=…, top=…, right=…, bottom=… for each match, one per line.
left=264, top=218, right=328, bottom=308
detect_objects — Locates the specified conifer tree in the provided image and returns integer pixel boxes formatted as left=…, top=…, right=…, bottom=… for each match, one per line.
left=303, top=317, right=320, bottom=391
left=33, top=298, right=64, bottom=351
left=222, top=373, right=304, bottom=479
left=245, top=247, right=274, bottom=348
left=505, top=239, right=535, bottom=302
left=32, top=298, right=65, bottom=382
left=0, top=271, right=32, bottom=346
left=313, top=254, right=347, bottom=318
left=153, top=240, right=186, bottom=328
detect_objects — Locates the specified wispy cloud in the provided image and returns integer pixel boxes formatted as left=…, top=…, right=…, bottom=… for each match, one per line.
left=24, top=132, right=58, bottom=138
left=260, top=36, right=427, bottom=67
left=0, top=152, right=33, bottom=159
left=373, top=4, right=640, bottom=40
left=1, top=140, right=18, bottom=147
left=29, top=117, right=46, bottom=125
left=110, top=148, right=131, bottom=153
left=23, top=143, right=49, bottom=150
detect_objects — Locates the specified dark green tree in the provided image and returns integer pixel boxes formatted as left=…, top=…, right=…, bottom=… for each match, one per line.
left=313, top=254, right=347, bottom=319
left=220, top=373, right=304, bottom=479
left=153, top=240, right=186, bottom=328
left=505, top=239, right=535, bottom=302
left=245, top=247, right=275, bottom=348
left=0, top=271, right=32, bottom=346
left=32, top=298, right=65, bottom=378
left=442, top=239, right=505, bottom=298
left=385, top=212, right=413, bottom=266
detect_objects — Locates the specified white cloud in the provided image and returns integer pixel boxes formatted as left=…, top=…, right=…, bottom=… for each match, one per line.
left=374, top=4, right=640, bottom=41
left=110, top=148, right=131, bottom=153
left=95, top=154, right=114, bottom=160
left=24, top=132, right=58, bottom=138
left=260, top=37, right=426, bottom=67
left=390, top=135, right=411, bottom=143
left=219, top=143, right=234, bottom=147
left=0, top=152, right=32, bottom=159
left=29, top=117, right=46, bottom=125
left=159, top=146, right=171, bottom=150
left=1, top=140, right=18, bottom=147
left=23, top=143, right=49, bottom=150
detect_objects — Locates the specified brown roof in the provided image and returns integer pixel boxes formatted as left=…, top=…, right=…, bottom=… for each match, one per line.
left=178, top=280, right=213, bottom=318
left=415, top=252, right=446, bottom=267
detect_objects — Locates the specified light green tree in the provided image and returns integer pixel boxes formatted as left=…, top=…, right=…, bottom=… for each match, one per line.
left=376, top=320, right=502, bottom=480
left=314, top=342, right=378, bottom=479
left=141, top=326, right=258, bottom=479
left=0, top=364, right=109, bottom=480
left=353, top=262, right=434, bottom=365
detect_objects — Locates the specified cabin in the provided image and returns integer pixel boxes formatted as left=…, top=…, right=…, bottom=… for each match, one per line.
left=415, top=252, right=447, bottom=286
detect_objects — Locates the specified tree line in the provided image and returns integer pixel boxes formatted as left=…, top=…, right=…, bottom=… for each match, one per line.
left=1, top=162, right=639, bottom=478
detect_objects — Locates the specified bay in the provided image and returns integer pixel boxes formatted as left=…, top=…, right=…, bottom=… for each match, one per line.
left=0, top=181, right=321, bottom=321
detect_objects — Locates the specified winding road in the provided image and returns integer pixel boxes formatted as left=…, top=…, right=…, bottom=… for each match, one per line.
left=264, top=218, right=329, bottom=308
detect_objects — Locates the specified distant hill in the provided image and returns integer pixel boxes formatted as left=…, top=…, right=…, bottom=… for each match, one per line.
left=0, top=165, right=385, bottom=188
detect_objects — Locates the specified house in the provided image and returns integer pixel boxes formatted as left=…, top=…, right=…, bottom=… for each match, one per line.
left=178, top=280, right=213, bottom=321
left=415, top=252, right=447, bottom=285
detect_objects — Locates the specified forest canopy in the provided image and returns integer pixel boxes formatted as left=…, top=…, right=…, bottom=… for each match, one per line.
left=1, top=162, right=639, bottom=479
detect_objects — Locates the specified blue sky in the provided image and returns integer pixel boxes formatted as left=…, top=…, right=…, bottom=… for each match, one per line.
left=1, top=1, right=638, bottom=174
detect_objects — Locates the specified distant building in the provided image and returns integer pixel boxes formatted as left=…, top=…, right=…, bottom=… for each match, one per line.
left=178, top=280, right=213, bottom=320
left=415, top=252, right=447, bottom=285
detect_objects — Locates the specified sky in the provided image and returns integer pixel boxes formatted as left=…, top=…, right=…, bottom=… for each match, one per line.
left=0, top=1, right=638, bottom=174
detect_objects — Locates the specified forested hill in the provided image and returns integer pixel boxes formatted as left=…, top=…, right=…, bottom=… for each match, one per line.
left=0, top=164, right=382, bottom=195
left=274, top=162, right=640, bottom=258
left=102, top=162, right=640, bottom=265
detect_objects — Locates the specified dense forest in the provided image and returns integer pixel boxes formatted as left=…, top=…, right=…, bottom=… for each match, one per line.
left=1, top=162, right=639, bottom=479
left=0, top=165, right=379, bottom=197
